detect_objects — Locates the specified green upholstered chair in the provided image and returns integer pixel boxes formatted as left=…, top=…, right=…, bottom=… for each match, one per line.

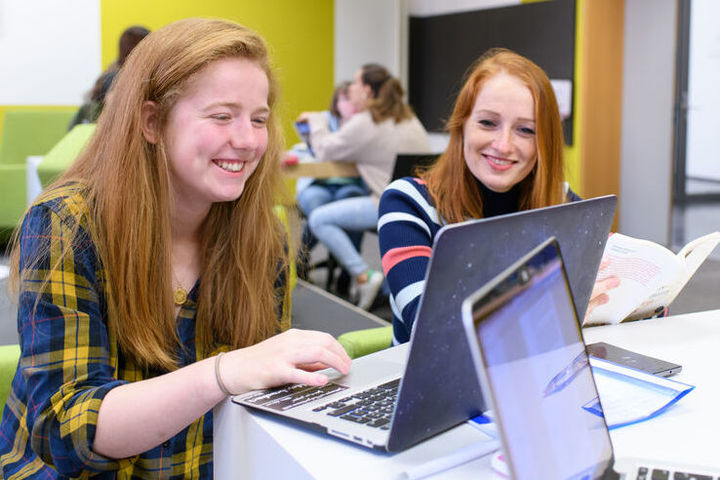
left=337, top=325, right=392, bottom=359
left=0, top=344, right=20, bottom=414
left=37, top=124, right=96, bottom=187
left=0, top=110, right=75, bottom=232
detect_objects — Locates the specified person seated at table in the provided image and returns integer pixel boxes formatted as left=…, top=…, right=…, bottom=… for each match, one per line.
left=68, top=25, right=151, bottom=129
left=296, top=81, right=368, bottom=292
left=302, top=64, right=430, bottom=310
left=0, top=18, right=350, bottom=479
left=378, top=48, right=619, bottom=344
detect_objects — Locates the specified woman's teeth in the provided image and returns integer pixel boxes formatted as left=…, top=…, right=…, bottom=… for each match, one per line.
left=216, top=161, right=245, bottom=172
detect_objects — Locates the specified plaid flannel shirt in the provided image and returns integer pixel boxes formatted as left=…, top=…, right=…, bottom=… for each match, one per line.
left=1, top=184, right=220, bottom=479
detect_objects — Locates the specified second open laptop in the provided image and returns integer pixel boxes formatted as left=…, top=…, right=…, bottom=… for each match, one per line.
left=232, top=195, right=616, bottom=452
left=461, top=237, right=720, bottom=479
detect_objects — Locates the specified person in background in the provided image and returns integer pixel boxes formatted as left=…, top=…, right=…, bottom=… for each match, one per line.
left=68, top=25, right=151, bottom=129
left=0, top=18, right=350, bottom=479
left=303, top=64, right=430, bottom=310
left=379, top=48, right=619, bottom=344
left=296, top=81, right=368, bottom=292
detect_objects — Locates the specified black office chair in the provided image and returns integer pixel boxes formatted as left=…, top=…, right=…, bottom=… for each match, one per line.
left=390, top=153, right=439, bottom=181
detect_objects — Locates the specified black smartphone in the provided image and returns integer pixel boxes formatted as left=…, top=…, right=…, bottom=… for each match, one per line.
left=586, top=341, right=682, bottom=377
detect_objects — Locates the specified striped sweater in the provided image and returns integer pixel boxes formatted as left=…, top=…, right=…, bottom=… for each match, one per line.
left=378, top=177, right=581, bottom=344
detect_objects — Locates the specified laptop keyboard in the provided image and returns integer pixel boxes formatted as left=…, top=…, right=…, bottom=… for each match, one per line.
left=636, top=466, right=718, bottom=479
left=311, top=378, right=400, bottom=430
left=240, top=382, right=349, bottom=412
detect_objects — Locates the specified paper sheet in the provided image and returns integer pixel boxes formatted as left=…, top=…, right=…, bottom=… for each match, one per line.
left=584, top=357, right=694, bottom=428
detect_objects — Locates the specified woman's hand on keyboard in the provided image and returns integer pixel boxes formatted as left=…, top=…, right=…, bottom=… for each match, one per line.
left=220, top=329, right=352, bottom=394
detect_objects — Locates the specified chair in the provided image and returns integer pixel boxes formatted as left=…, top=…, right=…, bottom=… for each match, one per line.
left=0, top=344, right=20, bottom=415
left=337, top=325, right=392, bottom=359
left=37, top=124, right=96, bottom=187
left=0, top=110, right=75, bottom=232
left=390, top=153, right=439, bottom=181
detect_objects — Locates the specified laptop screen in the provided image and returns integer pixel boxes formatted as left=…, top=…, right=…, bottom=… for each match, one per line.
left=466, top=240, right=614, bottom=480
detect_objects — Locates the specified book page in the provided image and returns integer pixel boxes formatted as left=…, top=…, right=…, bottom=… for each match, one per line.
left=677, top=231, right=720, bottom=278
left=631, top=232, right=720, bottom=319
left=584, top=233, right=684, bottom=325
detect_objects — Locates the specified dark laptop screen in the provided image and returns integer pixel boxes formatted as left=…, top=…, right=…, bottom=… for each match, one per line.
left=468, top=241, right=614, bottom=479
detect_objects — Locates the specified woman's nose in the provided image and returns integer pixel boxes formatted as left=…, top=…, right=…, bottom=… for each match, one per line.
left=492, top=128, right=513, bottom=154
left=230, top=120, right=256, bottom=149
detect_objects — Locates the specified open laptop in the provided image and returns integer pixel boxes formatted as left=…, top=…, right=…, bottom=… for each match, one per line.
left=233, top=195, right=616, bottom=452
left=294, top=120, right=315, bottom=156
left=461, top=237, right=720, bottom=479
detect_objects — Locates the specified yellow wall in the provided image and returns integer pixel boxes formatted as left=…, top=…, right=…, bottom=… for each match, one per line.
left=100, top=0, right=335, bottom=145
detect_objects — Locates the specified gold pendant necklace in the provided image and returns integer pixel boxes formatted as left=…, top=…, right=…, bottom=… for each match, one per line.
left=172, top=267, right=189, bottom=306
left=173, top=285, right=188, bottom=306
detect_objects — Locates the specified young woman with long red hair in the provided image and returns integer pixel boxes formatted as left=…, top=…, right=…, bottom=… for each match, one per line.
left=379, top=49, right=617, bottom=345
left=0, top=18, right=349, bottom=478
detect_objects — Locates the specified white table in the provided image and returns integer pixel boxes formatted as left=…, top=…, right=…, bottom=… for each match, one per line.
left=214, top=310, right=720, bottom=478
left=583, top=312, right=720, bottom=469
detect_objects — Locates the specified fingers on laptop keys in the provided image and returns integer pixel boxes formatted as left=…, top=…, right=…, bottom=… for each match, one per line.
left=223, top=329, right=352, bottom=393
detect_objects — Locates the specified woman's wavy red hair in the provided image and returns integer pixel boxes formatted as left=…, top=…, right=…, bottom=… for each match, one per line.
left=420, top=48, right=566, bottom=223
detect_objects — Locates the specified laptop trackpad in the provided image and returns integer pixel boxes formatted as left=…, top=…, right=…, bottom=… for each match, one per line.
left=327, top=357, right=403, bottom=388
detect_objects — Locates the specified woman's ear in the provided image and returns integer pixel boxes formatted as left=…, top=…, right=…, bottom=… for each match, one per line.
left=141, top=101, right=159, bottom=144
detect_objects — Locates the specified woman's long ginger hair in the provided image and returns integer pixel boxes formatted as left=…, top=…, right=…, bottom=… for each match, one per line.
left=420, top=48, right=566, bottom=223
left=10, top=18, right=291, bottom=370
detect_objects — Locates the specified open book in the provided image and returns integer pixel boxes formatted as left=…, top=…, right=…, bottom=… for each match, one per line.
left=584, top=231, right=720, bottom=325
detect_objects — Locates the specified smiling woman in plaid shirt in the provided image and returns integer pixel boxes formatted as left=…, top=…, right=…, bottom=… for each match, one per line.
left=0, top=18, right=350, bottom=479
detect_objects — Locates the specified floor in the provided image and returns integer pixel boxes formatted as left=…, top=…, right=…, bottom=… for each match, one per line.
left=1, top=200, right=719, bottom=346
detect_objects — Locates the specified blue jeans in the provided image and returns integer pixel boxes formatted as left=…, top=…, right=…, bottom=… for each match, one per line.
left=308, top=196, right=378, bottom=277
left=297, top=182, right=367, bottom=251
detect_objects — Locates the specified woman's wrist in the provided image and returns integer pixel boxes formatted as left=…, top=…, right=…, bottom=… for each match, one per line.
left=214, top=352, right=235, bottom=396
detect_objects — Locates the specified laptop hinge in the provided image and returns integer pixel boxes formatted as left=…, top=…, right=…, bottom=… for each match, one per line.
left=602, top=466, right=621, bottom=480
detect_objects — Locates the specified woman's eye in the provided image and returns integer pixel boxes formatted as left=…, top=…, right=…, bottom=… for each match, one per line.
left=252, top=117, right=268, bottom=127
left=211, top=113, right=231, bottom=121
left=518, top=126, right=536, bottom=136
left=478, top=119, right=495, bottom=128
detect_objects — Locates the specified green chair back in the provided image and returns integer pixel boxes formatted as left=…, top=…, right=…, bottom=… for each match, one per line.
left=0, top=110, right=75, bottom=167
left=0, top=344, right=20, bottom=415
left=0, top=110, right=75, bottom=230
left=37, top=124, right=96, bottom=187
left=337, top=325, right=392, bottom=359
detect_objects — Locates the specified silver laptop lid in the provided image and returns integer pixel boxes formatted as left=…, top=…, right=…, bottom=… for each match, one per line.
left=461, top=238, right=614, bottom=479
left=389, top=195, right=616, bottom=452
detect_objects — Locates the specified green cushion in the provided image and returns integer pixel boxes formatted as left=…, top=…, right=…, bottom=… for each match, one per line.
left=0, top=165, right=29, bottom=228
left=0, top=110, right=75, bottom=166
left=0, top=110, right=75, bottom=230
left=37, top=124, right=96, bottom=187
left=0, top=345, right=20, bottom=414
left=337, top=325, right=392, bottom=359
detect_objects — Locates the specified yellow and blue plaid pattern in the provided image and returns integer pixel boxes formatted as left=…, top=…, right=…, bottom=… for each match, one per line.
left=0, top=184, right=216, bottom=479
